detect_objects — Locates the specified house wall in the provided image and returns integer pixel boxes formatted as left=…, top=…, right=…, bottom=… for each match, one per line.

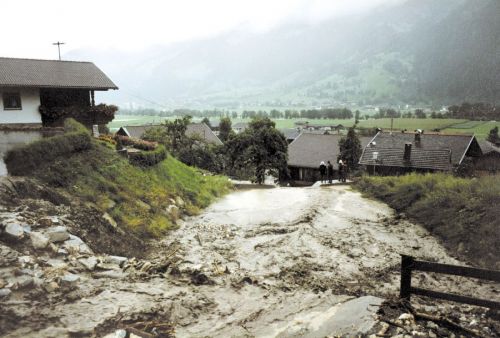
left=0, top=87, right=42, bottom=124
left=474, top=152, right=500, bottom=175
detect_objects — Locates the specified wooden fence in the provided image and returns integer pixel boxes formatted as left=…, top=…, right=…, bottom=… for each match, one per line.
left=400, top=255, right=500, bottom=309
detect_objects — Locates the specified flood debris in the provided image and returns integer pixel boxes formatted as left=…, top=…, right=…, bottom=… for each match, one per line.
left=0, top=180, right=498, bottom=337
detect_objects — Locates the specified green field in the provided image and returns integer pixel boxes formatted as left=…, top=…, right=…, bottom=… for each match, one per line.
left=109, top=115, right=498, bottom=140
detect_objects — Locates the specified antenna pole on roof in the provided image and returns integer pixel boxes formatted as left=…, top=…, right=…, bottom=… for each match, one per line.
left=52, top=41, right=65, bottom=60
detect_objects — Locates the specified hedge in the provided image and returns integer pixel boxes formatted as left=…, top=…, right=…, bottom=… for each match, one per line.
left=115, top=135, right=158, bottom=151
left=5, top=118, right=92, bottom=176
left=128, top=145, right=168, bottom=167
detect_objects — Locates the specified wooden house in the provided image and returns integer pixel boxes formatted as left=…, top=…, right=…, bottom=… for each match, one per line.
left=287, top=133, right=372, bottom=184
left=476, top=141, right=500, bottom=175
left=359, top=131, right=483, bottom=175
left=0, top=57, right=117, bottom=127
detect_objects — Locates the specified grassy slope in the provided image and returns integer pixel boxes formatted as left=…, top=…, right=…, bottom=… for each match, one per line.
left=30, top=140, right=232, bottom=236
left=355, top=174, right=500, bottom=269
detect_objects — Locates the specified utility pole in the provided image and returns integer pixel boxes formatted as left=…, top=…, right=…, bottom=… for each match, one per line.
left=52, top=41, right=65, bottom=60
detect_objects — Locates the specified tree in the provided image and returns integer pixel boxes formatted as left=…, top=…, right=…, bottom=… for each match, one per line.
left=487, top=126, right=499, bottom=144
left=218, top=117, right=233, bottom=143
left=143, top=116, right=191, bottom=154
left=338, top=127, right=362, bottom=169
left=225, top=117, right=288, bottom=184
left=355, top=110, right=360, bottom=125
left=414, top=109, right=426, bottom=119
left=201, top=117, right=211, bottom=128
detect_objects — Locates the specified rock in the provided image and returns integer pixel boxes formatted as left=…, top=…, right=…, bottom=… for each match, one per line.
left=167, top=205, right=179, bottom=217
left=43, top=281, right=59, bottom=292
left=0, top=278, right=5, bottom=289
left=4, top=223, right=24, bottom=240
left=63, top=235, right=93, bottom=255
left=0, top=288, right=12, bottom=298
left=38, top=217, right=53, bottom=227
left=78, top=257, right=98, bottom=271
left=399, top=313, right=414, bottom=321
left=47, top=258, right=68, bottom=269
left=14, top=276, right=34, bottom=289
left=102, top=212, right=117, bottom=228
left=102, top=329, right=127, bottom=338
left=175, top=196, right=185, bottom=207
left=30, top=231, right=49, bottom=249
left=60, top=273, right=80, bottom=286
left=46, top=226, right=70, bottom=243
left=0, top=244, right=19, bottom=267
left=426, top=321, right=438, bottom=329
left=104, top=255, right=128, bottom=267
left=428, top=330, right=437, bottom=338
left=93, top=270, right=127, bottom=279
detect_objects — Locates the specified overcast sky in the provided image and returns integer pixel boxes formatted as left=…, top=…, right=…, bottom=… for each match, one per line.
left=0, top=0, right=403, bottom=60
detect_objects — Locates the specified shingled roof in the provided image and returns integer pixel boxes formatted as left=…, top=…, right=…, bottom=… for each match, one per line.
left=359, top=132, right=482, bottom=170
left=117, top=123, right=222, bottom=146
left=0, top=57, right=117, bottom=90
left=360, top=147, right=453, bottom=171
left=288, top=133, right=372, bottom=170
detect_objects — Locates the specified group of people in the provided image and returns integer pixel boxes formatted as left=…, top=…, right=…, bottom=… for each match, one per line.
left=319, top=160, right=347, bottom=184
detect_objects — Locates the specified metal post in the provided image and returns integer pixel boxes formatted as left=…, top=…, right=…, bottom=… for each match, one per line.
left=400, top=255, right=414, bottom=299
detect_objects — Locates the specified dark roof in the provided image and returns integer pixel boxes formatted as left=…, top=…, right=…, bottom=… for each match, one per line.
left=280, top=128, right=301, bottom=140
left=360, top=147, right=452, bottom=171
left=359, top=132, right=481, bottom=170
left=0, top=57, right=118, bottom=90
left=186, top=123, right=223, bottom=145
left=288, top=133, right=372, bottom=170
left=117, top=123, right=222, bottom=146
left=479, top=140, right=500, bottom=155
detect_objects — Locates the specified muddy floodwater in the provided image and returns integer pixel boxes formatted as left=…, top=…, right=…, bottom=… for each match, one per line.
left=5, top=185, right=497, bottom=337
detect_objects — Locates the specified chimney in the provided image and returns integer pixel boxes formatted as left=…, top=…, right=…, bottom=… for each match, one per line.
left=414, top=130, right=422, bottom=144
left=404, top=143, right=412, bottom=161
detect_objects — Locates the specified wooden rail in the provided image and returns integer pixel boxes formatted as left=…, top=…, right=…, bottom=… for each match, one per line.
left=400, top=255, right=500, bottom=309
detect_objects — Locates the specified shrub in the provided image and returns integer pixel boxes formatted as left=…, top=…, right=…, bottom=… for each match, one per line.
left=114, top=135, right=158, bottom=151
left=128, top=145, right=167, bottom=167
left=5, top=118, right=91, bottom=176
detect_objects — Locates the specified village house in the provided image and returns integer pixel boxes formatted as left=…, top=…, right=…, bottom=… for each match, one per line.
left=358, top=131, right=483, bottom=175
left=116, top=122, right=223, bottom=146
left=476, top=140, right=500, bottom=175
left=0, top=57, right=117, bottom=127
left=232, top=122, right=248, bottom=134
left=287, top=133, right=372, bottom=184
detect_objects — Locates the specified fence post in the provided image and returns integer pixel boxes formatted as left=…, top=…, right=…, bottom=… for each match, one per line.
left=400, top=255, right=414, bottom=299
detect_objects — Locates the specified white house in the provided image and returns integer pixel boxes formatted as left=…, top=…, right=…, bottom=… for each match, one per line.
left=0, top=57, right=117, bottom=126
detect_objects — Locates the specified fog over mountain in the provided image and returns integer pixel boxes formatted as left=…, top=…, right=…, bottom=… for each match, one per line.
left=68, top=0, right=499, bottom=109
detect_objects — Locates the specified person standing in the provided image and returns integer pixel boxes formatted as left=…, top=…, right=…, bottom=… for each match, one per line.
left=338, top=159, right=344, bottom=182
left=319, top=161, right=326, bottom=183
left=327, top=161, right=333, bottom=184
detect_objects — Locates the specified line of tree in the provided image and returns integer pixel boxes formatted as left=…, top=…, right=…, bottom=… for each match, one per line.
left=143, top=116, right=288, bottom=184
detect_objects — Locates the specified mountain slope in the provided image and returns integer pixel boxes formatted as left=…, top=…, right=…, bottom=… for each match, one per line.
left=69, top=0, right=499, bottom=108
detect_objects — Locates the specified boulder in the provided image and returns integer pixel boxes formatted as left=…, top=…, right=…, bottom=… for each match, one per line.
left=43, top=281, right=59, bottom=292
left=175, top=196, right=185, bottom=207
left=14, top=276, right=34, bottom=289
left=104, top=255, right=128, bottom=267
left=102, top=212, right=118, bottom=228
left=30, top=231, right=49, bottom=249
left=46, top=226, right=70, bottom=243
left=4, top=223, right=24, bottom=240
left=0, top=288, right=12, bottom=298
left=78, top=257, right=98, bottom=271
left=38, top=217, right=53, bottom=227
left=63, top=235, right=93, bottom=255
left=60, top=273, right=80, bottom=286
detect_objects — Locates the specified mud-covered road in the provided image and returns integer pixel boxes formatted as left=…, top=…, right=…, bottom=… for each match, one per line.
left=3, top=185, right=498, bottom=337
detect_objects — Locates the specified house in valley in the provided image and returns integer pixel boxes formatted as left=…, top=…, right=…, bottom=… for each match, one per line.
left=0, top=57, right=117, bottom=127
left=358, top=131, right=483, bottom=175
left=287, top=133, right=372, bottom=184
left=475, top=140, right=500, bottom=175
left=116, top=122, right=223, bottom=146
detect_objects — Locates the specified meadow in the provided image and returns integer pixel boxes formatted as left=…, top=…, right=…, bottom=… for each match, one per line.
left=109, top=115, right=498, bottom=140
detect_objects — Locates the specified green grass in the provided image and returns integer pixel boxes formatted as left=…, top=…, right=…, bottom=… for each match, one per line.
left=25, top=136, right=232, bottom=237
left=355, top=174, right=500, bottom=269
left=110, top=115, right=497, bottom=140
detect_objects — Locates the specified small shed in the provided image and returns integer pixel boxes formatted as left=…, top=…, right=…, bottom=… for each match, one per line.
left=476, top=141, right=500, bottom=175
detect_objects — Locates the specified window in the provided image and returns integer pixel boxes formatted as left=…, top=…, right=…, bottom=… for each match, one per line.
left=2, top=92, right=22, bottom=110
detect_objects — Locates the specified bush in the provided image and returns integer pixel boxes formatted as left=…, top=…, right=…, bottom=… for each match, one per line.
left=128, top=145, right=167, bottom=167
left=5, top=118, right=91, bottom=176
left=355, top=173, right=500, bottom=269
left=114, top=135, right=158, bottom=151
